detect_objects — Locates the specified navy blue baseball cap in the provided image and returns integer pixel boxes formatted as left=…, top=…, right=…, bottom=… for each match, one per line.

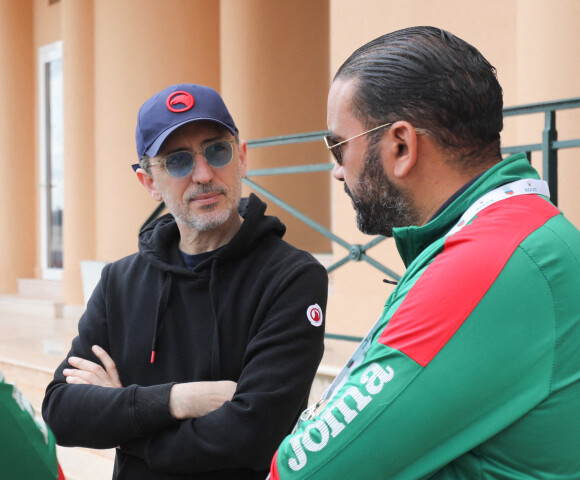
left=135, top=83, right=238, bottom=160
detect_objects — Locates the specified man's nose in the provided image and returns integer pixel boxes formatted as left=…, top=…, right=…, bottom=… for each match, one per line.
left=332, top=162, right=345, bottom=181
left=190, top=153, right=214, bottom=183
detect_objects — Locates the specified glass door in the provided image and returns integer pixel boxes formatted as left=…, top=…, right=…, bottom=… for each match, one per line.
left=38, top=42, right=64, bottom=279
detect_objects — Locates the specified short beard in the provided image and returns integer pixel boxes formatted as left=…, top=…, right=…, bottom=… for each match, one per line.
left=177, top=207, right=232, bottom=232
left=345, top=140, right=417, bottom=236
left=171, top=183, right=240, bottom=232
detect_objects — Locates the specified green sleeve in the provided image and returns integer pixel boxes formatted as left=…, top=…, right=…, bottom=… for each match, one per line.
left=272, top=248, right=557, bottom=479
left=0, top=374, right=60, bottom=479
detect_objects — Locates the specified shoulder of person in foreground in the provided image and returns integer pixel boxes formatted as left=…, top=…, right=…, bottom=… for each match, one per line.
left=1, top=372, right=64, bottom=479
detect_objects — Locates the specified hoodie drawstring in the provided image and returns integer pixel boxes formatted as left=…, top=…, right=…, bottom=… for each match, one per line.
left=208, top=259, right=222, bottom=378
left=151, top=272, right=172, bottom=364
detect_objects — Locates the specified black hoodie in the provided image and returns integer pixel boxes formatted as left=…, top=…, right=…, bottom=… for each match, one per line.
left=42, top=194, right=328, bottom=479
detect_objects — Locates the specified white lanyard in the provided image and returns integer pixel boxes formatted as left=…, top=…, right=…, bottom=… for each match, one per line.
left=294, top=316, right=384, bottom=430
left=445, top=178, right=550, bottom=237
left=294, top=178, right=550, bottom=430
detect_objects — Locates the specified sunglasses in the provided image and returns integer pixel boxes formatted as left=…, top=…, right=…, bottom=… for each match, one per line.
left=148, top=139, right=236, bottom=178
left=323, top=122, right=393, bottom=166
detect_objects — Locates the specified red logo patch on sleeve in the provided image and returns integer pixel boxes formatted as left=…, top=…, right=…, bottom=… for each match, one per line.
left=307, top=304, right=323, bottom=327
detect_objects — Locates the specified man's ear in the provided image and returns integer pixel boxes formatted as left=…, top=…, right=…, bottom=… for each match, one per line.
left=136, top=168, right=163, bottom=202
left=237, top=139, right=248, bottom=178
left=386, top=121, right=419, bottom=179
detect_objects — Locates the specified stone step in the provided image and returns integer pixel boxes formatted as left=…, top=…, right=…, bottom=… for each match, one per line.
left=0, top=357, right=54, bottom=409
left=0, top=294, right=64, bottom=318
left=57, top=446, right=115, bottom=480
left=309, top=364, right=339, bottom=405
left=17, top=278, right=63, bottom=301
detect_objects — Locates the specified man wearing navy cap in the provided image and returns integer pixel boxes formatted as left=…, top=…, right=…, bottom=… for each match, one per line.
left=42, top=84, right=328, bottom=479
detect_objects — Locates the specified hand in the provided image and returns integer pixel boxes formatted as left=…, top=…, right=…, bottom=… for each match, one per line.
left=63, top=345, right=122, bottom=388
left=169, top=381, right=237, bottom=420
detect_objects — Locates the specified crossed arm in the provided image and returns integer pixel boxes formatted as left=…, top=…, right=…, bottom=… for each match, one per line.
left=64, top=345, right=236, bottom=420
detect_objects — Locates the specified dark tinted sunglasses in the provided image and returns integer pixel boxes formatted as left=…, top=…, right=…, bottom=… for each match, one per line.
left=142, top=139, right=236, bottom=178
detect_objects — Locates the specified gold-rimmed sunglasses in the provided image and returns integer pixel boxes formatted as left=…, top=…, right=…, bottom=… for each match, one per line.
left=323, top=122, right=393, bottom=166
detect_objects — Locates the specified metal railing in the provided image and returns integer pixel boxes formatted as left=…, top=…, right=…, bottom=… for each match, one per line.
left=501, top=97, right=580, bottom=206
left=244, top=131, right=401, bottom=282
left=243, top=97, right=580, bottom=282
left=142, top=97, right=580, bottom=343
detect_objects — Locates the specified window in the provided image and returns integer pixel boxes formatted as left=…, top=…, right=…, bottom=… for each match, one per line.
left=38, top=41, right=64, bottom=278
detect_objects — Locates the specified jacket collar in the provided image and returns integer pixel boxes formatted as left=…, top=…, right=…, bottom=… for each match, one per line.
left=393, top=153, right=538, bottom=267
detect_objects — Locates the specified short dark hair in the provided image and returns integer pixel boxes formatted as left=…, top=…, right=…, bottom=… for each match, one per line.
left=335, top=26, right=503, bottom=169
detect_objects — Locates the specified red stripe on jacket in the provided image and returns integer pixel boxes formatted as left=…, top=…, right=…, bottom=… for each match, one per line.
left=379, top=195, right=559, bottom=367
left=270, top=450, right=280, bottom=480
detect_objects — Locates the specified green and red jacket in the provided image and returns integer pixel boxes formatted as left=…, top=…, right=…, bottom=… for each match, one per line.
left=271, top=153, right=580, bottom=479
left=0, top=371, right=64, bottom=479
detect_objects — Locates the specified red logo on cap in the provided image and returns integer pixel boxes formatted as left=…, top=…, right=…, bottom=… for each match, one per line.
left=166, top=91, right=195, bottom=113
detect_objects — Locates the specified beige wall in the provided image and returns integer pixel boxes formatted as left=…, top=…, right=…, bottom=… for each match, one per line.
left=61, top=0, right=95, bottom=303
left=0, top=0, right=35, bottom=292
left=33, top=0, right=61, bottom=46
left=514, top=0, right=580, bottom=225
left=221, top=0, right=331, bottom=251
